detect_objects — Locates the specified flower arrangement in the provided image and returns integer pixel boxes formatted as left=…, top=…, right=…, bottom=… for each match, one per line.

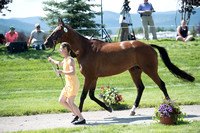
left=153, top=99, right=186, bottom=125
left=99, top=86, right=124, bottom=106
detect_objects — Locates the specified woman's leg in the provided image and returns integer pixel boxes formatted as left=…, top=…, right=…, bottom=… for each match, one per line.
left=176, top=36, right=184, bottom=41
left=58, top=93, right=73, bottom=112
left=185, top=35, right=194, bottom=41
left=68, top=96, right=84, bottom=120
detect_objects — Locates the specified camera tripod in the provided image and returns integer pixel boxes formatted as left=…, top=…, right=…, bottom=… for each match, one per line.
left=99, top=0, right=112, bottom=42
left=90, top=25, right=112, bottom=43
left=100, top=26, right=112, bottom=42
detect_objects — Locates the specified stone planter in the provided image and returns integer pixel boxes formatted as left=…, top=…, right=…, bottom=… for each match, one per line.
left=160, top=115, right=177, bottom=125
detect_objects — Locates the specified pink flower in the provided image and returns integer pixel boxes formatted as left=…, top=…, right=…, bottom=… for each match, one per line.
left=106, top=86, right=110, bottom=88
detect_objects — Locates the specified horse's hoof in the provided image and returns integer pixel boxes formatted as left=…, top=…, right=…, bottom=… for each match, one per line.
left=107, top=106, right=112, bottom=113
left=130, top=111, right=135, bottom=116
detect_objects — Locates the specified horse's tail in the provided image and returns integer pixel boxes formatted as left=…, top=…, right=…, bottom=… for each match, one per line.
left=150, top=44, right=195, bottom=82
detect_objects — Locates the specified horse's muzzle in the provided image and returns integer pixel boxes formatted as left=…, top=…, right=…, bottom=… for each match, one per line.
left=44, top=39, right=53, bottom=48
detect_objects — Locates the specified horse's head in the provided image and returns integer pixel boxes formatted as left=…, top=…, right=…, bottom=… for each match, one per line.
left=44, top=19, right=67, bottom=48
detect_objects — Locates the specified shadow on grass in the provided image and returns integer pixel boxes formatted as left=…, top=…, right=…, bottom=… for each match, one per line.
left=111, top=104, right=130, bottom=110
left=0, top=46, right=61, bottom=60
left=176, top=120, right=191, bottom=125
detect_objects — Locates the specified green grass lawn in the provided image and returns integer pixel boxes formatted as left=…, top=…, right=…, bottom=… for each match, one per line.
left=0, top=38, right=200, bottom=116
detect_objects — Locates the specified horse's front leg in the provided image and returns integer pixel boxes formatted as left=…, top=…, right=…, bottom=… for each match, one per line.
left=79, top=89, right=88, bottom=112
left=78, top=77, right=91, bottom=112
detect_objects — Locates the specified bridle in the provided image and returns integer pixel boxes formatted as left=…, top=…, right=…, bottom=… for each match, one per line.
left=47, top=25, right=66, bottom=57
left=47, top=28, right=65, bottom=87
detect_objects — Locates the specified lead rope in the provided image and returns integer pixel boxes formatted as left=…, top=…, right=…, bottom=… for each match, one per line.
left=47, top=43, right=65, bottom=87
left=56, top=64, right=65, bottom=87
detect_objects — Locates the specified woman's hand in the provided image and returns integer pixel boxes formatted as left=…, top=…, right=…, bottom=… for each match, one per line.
left=48, top=57, right=52, bottom=62
left=57, top=69, right=63, bottom=74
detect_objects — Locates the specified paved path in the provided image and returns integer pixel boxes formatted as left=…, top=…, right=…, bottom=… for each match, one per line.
left=0, top=105, right=200, bottom=132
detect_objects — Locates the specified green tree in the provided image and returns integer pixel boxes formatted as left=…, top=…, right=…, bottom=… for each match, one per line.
left=42, top=0, right=101, bottom=36
left=190, top=25, right=197, bottom=37
left=135, top=27, right=143, bottom=34
left=156, top=27, right=165, bottom=32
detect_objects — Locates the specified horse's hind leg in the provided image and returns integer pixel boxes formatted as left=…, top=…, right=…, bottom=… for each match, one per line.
left=88, top=78, right=112, bottom=112
left=142, top=64, right=170, bottom=100
left=129, top=66, right=145, bottom=116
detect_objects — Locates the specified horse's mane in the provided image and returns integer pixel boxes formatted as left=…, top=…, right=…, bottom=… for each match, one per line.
left=65, top=25, right=86, bottom=39
left=64, top=25, right=106, bottom=52
left=90, top=39, right=106, bottom=52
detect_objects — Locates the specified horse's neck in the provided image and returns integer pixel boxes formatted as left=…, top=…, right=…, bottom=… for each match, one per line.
left=64, top=28, right=89, bottom=56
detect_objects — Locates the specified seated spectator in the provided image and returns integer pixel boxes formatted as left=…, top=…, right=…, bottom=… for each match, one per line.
left=176, top=20, right=194, bottom=42
left=5, top=26, right=18, bottom=45
left=0, top=34, right=6, bottom=46
left=28, top=24, right=47, bottom=50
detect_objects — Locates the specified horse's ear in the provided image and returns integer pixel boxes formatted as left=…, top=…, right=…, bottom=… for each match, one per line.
left=58, top=18, right=64, bottom=26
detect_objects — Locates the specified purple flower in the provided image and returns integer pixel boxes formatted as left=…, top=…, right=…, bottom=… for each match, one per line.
left=99, top=93, right=102, bottom=99
left=168, top=108, right=173, bottom=112
left=163, top=111, right=167, bottom=115
left=165, top=112, right=169, bottom=116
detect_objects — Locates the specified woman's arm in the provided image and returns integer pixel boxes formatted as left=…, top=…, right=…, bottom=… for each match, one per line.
left=5, top=37, right=9, bottom=43
left=57, top=58, right=75, bottom=75
left=15, top=32, right=18, bottom=42
left=48, top=57, right=63, bottom=67
left=177, top=26, right=183, bottom=37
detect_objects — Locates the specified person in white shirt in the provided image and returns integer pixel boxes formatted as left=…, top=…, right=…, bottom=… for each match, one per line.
left=28, top=24, right=47, bottom=50
left=119, top=2, right=132, bottom=41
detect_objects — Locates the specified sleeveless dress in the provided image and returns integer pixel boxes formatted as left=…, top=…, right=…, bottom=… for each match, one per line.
left=61, top=56, right=80, bottom=98
left=177, top=26, right=188, bottom=38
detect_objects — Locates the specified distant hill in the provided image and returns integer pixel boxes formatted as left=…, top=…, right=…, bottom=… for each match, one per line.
left=0, top=17, right=50, bottom=35
left=0, top=8, right=199, bottom=35
left=12, top=17, right=50, bottom=31
left=0, top=19, right=34, bottom=35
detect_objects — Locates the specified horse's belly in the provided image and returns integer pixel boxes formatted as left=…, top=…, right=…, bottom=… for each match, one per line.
left=97, top=50, right=137, bottom=77
left=97, top=61, right=135, bottom=77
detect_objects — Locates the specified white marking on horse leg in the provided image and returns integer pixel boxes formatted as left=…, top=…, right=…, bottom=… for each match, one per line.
left=120, top=42, right=125, bottom=50
left=130, top=105, right=136, bottom=116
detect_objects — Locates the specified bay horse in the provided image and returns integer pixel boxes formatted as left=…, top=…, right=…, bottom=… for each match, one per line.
left=44, top=19, right=195, bottom=115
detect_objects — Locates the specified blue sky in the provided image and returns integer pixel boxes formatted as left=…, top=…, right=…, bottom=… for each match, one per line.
left=0, top=0, right=178, bottom=19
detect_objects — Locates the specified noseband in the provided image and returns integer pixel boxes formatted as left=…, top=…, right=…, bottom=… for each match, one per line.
left=47, top=40, right=57, bottom=58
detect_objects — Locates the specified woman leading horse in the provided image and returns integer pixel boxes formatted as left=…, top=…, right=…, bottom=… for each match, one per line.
left=44, top=19, right=195, bottom=116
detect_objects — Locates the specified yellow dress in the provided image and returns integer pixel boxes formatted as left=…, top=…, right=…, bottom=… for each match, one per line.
left=61, top=56, right=80, bottom=98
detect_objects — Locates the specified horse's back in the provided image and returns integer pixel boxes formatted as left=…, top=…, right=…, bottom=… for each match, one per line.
left=93, top=40, right=158, bottom=77
left=99, top=40, right=155, bottom=54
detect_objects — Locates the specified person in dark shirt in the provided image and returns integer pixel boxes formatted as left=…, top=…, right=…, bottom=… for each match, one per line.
left=176, top=20, right=194, bottom=42
left=0, top=34, right=6, bottom=46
